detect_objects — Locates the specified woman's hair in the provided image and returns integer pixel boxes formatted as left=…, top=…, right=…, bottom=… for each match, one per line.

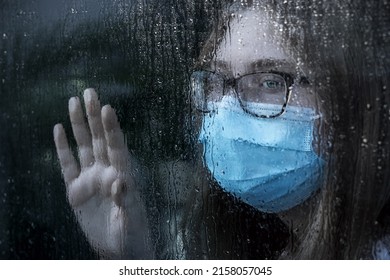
left=194, top=0, right=390, bottom=259
left=278, top=0, right=390, bottom=259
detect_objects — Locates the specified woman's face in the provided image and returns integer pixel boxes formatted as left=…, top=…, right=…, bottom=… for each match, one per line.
left=196, top=8, right=325, bottom=213
left=211, top=9, right=319, bottom=111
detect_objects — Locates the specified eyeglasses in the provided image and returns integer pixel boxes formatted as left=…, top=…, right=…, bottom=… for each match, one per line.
left=191, top=70, right=293, bottom=118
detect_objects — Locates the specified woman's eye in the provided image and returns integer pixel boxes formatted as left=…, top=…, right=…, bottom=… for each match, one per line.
left=262, top=80, right=283, bottom=89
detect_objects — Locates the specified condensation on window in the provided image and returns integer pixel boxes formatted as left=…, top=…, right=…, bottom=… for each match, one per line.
left=1, top=0, right=389, bottom=260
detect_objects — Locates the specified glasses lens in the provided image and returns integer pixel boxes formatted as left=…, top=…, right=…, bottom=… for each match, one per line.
left=237, top=73, right=288, bottom=117
left=191, top=71, right=224, bottom=111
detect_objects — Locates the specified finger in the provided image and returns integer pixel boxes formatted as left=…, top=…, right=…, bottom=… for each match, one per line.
left=53, top=124, right=80, bottom=185
left=69, top=97, right=94, bottom=169
left=83, top=88, right=109, bottom=164
left=111, top=179, right=125, bottom=207
left=101, top=105, right=128, bottom=171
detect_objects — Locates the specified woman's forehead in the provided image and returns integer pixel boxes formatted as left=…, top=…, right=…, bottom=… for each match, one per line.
left=214, top=10, right=292, bottom=75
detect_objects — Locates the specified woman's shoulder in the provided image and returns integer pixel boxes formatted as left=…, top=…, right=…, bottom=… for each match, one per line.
left=372, top=200, right=390, bottom=260
left=373, top=235, right=390, bottom=260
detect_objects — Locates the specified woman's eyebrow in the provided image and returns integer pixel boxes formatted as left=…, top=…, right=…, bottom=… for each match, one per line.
left=249, top=59, right=295, bottom=71
left=211, top=59, right=296, bottom=73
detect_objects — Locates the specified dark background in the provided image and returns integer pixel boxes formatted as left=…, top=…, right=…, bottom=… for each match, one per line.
left=3, top=0, right=389, bottom=260
left=0, top=0, right=223, bottom=259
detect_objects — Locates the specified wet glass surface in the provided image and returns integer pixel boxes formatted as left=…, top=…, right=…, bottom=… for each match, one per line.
left=1, top=0, right=389, bottom=259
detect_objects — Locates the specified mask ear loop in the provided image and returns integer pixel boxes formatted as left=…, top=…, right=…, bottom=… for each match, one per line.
left=296, top=76, right=324, bottom=157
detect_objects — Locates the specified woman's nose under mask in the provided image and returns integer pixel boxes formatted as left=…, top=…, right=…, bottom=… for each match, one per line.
left=198, top=96, right=325, bottom=213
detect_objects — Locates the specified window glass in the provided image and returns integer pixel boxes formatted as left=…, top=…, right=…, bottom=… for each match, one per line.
left=1, top=0, right=389, bottom=259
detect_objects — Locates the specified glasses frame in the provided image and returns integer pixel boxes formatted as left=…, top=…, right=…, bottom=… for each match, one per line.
left=192, top=70, right=293, bottom=118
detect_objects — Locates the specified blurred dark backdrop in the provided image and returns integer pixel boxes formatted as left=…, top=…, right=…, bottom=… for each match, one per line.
left=0, top=0, right=221, bottom=259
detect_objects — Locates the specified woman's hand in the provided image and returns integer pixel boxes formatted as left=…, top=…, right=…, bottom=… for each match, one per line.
left=54, top=89, right=151, bottom=258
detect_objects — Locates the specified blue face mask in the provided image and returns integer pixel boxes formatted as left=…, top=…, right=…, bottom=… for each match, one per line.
left=198, top=96, right=325, bottom=213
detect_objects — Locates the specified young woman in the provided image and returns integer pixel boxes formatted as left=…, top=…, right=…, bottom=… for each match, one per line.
left=54, top=0, right=390, bottom=259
